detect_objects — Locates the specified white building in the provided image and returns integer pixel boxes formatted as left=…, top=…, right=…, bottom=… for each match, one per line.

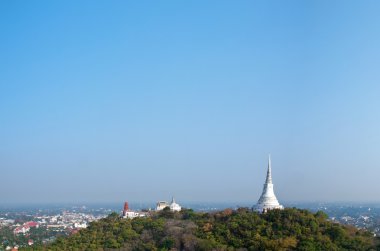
left=121, top=202, right=147, bottom=219
left=73, top=222, right=87, bottom=229
left=122, top=211, right=146, bottom=219
left=254, top=155, right=284, bottom=213
left=156, top=197, right=182, bottom=212
left=156, top=201, right=169, bottom=211
left=13, top=226, right=29, bottom=235
left=169, top=197, right=181, bottom=212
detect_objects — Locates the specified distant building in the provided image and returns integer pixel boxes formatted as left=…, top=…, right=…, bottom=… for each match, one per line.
left=25, top=221, right=39, bottom=228
left=122, top=202, right=129, bottom=215
left=122, top=201, right=146, bottom=219
left=169, top=197, right=182, bottom=212
left=156, top=197, right=182, bottom=212
left=156, top=201, right=169, bottom=211
left=13, top=221, right=39, bottom=235
left=123, top=211, right=143, bottom=219
left=0, top=219, right=15, bottom=227
left=73, top=222, right=87, bottom=228
left=13, top=226, right=29, bottom=235
left=254, top=155, right=284, bottom=213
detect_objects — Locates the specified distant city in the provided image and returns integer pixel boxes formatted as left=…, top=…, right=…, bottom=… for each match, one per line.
left=2, top=158, right=378, bottom=250
left=1, top=201, right=380, bottom=250
left=1, top=157, right=380, bottom=249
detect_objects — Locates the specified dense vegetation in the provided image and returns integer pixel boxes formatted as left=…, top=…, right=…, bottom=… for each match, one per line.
left=23, top=207, right=380, bottom=251
left=1, top=225, right=59, bottom=248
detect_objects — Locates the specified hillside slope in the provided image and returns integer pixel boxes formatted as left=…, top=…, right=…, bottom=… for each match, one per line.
left=24, top=208, right=379, bottom=251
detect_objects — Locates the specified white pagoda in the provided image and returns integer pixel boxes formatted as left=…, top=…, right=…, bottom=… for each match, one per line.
left=156, top=197, right=182, bottom=212
left=169, top=197, right=181, bottom=212
left=254, top=155, right=284, bottom=212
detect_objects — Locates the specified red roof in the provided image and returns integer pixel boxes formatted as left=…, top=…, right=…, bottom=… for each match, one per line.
left=25, top=221, right=38, bottom=227
left=14, top=226, right=29, bottom=233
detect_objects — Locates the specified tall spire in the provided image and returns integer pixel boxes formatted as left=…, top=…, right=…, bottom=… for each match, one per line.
left=254, top=155, right=283, bottom=212
left=265, top=154, right=273, bottom=184
left=170, top=196, right=181, bottom=212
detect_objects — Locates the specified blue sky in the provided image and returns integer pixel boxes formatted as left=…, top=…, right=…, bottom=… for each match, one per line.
left=1, top=1, right=380, bottom=204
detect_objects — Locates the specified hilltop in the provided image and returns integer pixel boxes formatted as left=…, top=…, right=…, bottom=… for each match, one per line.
left=23, top=208, right=380, bottom=251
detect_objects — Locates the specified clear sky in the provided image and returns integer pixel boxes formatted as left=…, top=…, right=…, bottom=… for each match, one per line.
left=1, top=1, right=380, bottom=204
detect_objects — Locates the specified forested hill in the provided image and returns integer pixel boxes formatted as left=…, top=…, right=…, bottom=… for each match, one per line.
left=24, top=208, right=379, bottom=251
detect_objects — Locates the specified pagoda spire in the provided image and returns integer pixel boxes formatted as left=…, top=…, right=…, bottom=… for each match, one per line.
left=265, top=154, right=273, bottom=184
left=170, top=196, right=181, bottom=212
left=254, top=155, right=283, bottom=212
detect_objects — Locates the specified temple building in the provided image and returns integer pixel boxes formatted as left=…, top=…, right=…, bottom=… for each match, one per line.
left=169, top=197, right=181, bottom=212
left=156, top=197, right=182, bottom=212
left=156, top=201, right=170, bottom=211
left=122, top=201, right=146, bottom=219
left=254, top=155, right=284, bottom=212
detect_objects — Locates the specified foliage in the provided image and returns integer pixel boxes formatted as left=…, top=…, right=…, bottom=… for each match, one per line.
left=1, top=225, right=63, bottom=249
left=21, top=208, right=378, bottom=250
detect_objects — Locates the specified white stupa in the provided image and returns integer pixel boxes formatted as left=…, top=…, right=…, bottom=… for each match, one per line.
left=169, top=197, right=181, bottom=212
left=254, top=155, right=284, bottom=212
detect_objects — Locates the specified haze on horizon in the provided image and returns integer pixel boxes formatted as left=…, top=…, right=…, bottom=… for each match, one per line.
left=1, top=1, right=380, bottom=204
